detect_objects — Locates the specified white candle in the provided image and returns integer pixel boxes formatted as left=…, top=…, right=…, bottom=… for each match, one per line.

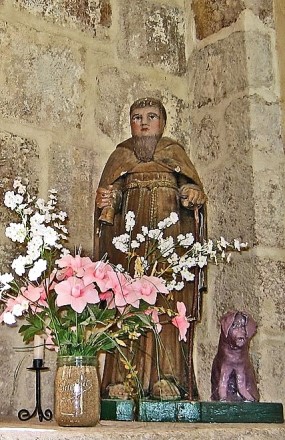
left=33, top=334, right=44, bottom=360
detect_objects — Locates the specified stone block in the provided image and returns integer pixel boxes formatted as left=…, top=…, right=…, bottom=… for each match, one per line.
left=49, top=143, right=98, bottom=256
left=192, top=0, right=274, bottom=40
left=225, top=96, right=283, bottom=159
left=0, top=131, right=39, bottom=219
left=253, top=168, right=285, bottom=247
left=189, top=114, right=221, bottom=164
left=211, top=259, right=260, bottom=319
left=192, top=0, right=244, bottom=40
left=0, top=21, right=85, bottom=128
left=246, top=32, right=273, bottom=87
left=259, top=339, right=285, bottom=402
left=119, top=1, right=186, bottom=75
left=13, top=0, right=112, bottom=38
left=204, top=161, right=255, bottom=242
left=189, top=32, right=272, bottom=108
left=256, top=259, right=285, bottom=331
left=244, top=0, right=274, bottom=27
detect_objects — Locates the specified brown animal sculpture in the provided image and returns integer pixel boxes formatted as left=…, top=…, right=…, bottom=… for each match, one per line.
left=211, top=310, right=260, bottom=402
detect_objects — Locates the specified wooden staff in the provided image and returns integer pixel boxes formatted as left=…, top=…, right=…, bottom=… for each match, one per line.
left=188, top=206, right=201, bottom=401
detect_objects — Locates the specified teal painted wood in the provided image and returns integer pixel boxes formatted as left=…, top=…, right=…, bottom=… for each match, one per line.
left=101, top=399, right=284, bottom=424
left=100, top=399, right=135, bottom=421
left=138, top=400, right=201, bottom=422
left=201, top=402, right=284, bottom=423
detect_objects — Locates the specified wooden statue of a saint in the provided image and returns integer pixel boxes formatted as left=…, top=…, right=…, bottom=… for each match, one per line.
left=94, top=97, right=207, bottom=400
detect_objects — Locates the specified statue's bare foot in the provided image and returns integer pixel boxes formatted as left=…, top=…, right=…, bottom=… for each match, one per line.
left=152, top=379, right=181, bottom=400
left=107, top=383, right=130, bottom=400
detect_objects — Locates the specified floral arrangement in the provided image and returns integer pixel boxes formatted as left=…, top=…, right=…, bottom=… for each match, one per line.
left=0, top=178, right=248, bottom=361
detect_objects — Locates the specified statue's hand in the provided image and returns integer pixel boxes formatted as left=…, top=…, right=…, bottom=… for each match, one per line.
left=96, top=185, right=114, bottom=208
left=179, top=184, right=207, bottom=209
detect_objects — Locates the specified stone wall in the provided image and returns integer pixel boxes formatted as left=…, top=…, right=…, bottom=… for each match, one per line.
left=190, top=0, right=285, bottom=404
left=0, top=0, right=284, bottom=416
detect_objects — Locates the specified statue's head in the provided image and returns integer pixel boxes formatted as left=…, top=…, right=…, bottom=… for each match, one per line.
left=129, top=97, right=167, bottom=138
left=130, top=97, right=167, bottom=123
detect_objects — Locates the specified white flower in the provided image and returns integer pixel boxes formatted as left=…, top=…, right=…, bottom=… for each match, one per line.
left=167, top=252, right=179, bottom=265
left=112, top=234, right=130, bottom=253
left=30, top=222, right=46, bottom=237
left=158, top=236, right=174, bottom=257
left=28, top=259, right=47, bottom=281
left=115, top=264, right=124, bottom=272
left=23, top=207, right=33, bottom=216
left=141, top=226, right=148, bottom=235
left=166, top=278, right=184, bottom=291
left=130, top=240, right=140, bottom=249
left=58, top=211, right=67, bottom=221
left=6, top=223, right=27, bottom=243
left=148, top=229, right=162, bottom=239
left=11, top=256, right=27, bottom=276
left=136, top=233, right=145, bottom=243
left=0, top=273, right=14, bottom=295
left=180, top=267, right=195, bottom=281
left=157, top=212, right=179, bottom=229
left=30, top=212, right=45, bottom=227
left=44, top=212, right=52, bottom=223
left=125, top=211, right=135, bottom=232
left=192, top=242, right=202, bottom=253
left=184, top=256, right=196, bottom=268
left=13, top=302, right=28, bottom=317
left=27, top=236, right=43, bottom=260
left=35, top=198, right=46, bottom=210
left=234, top=239, right=248, bottom=251
left=43, top=226, right=59, bottom=247
left=60, top=247, right=70, bottom=257
left=220, top=237, right=229, bottom=248
left=3, top=312, right=16, bottom=325
left=177, top=233, right=194, bottom=247
left=169, top=212, right=179, bottom=224
left=4, top=191, right=24, bottom=210
left=197, top=255, right=208, bottom=268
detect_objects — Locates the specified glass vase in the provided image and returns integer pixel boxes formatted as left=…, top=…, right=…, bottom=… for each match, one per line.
left=54, top=355, right=100, bottom=427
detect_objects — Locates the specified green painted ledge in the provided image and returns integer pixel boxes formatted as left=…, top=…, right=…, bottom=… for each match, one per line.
left=101, top=399, right=135, bottom=421
left=101, top=399, right=284, bottom=424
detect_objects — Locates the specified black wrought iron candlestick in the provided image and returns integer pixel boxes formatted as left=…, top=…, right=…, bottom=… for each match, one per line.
left=18, top=358, right=53, bottom=422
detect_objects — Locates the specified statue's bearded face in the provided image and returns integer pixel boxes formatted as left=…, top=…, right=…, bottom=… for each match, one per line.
left=130, top=105, right=165, bottom=162
left=130, top=106, right=165, bottom=138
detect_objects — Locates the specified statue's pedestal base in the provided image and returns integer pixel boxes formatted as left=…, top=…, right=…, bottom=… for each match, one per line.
left=100, top=399, right=135, bottom=421
left=101, top=399, right=284, bottom=423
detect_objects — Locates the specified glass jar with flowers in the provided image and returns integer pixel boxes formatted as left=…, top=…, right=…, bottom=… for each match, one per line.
left=0, top=178, right=248, bottom=425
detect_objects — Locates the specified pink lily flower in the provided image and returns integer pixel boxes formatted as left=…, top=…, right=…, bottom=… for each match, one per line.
left=21, top=283, right=48, bottom=309
left=56, top=254, right=92, bottom=280
left=81, top=261, right=114, bottom=291
left=171, top=301, right=190, bottom=342
left=145, top=308, right=162, bottom=333
left=55, top=276, right=100, bottom=313
left=0, top=294, right=29, bottom=323
left=133, top=275, right=168, bottom=305
left=106, top=271, right=140, bottom=310
left=99, top=290, right=115, bottom=309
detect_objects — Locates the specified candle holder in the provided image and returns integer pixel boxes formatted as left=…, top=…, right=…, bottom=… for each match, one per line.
left=18, top=359, right=53, bottom=422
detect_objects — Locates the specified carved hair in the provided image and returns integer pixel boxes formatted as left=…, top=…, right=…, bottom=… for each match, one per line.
left=130, top=97, right=167, bottom=123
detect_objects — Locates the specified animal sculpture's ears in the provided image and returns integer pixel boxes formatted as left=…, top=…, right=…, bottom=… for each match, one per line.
left=220, top=310, right=257, bottom=339
left=221, top=310, right=237, bottom=338
left=244, top=313, right=257, bottom=339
